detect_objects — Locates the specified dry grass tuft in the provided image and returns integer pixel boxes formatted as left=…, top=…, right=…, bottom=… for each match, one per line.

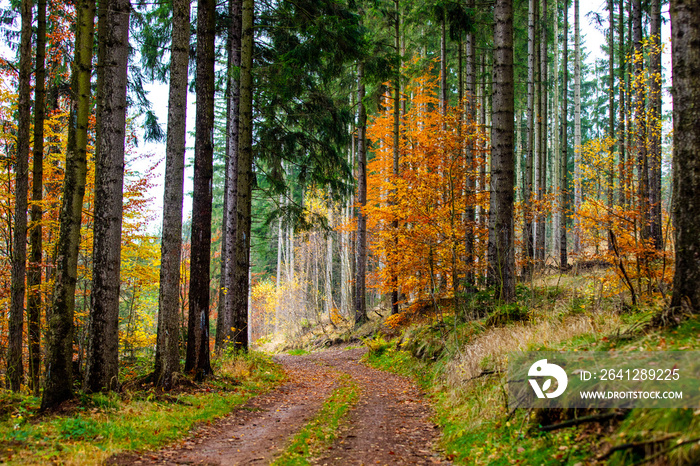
left=444, top=311, right=623, bottom=388
left=219, top=356, right=253, bottom=380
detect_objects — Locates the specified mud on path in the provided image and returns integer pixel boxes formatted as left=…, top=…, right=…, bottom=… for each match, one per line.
left=108, top=347, right=447, bottom=465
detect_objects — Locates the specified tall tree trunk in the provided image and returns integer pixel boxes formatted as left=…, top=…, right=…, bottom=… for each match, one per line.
left=7, top=0, right=32, bottom=392
left=618, top=0, right=626, bottom=207
left=632, top=0, right=649, bottom=247
left=29, top=0, right=47, bottom=394
left=325, top=195, right=333, bottom=321
left=354, top=62, right=368, bottom=327
left=489, top=0, right=515, bottom=302
left=551, top=6, right=560, bottom=259
left=41, top=0, right=95, bottom=409
left=607, top=0, right=615, bottom=253
left=275, top=192, right=283, bottom=331
left=186, top=0, right=215, bottom=377
left=232, top=0, right=254, bottom=349
left=669, top=0, right=700, bottom=311
left=537, top=0, right=548, bottom=264
left=340, top=144, right=352, bottom=317
left=440, top=5, right=447, bottom=114
left=464, top=0, right=476, bottom=289
left=560, top=0, right=569, bottom=268
left=648, top=0, right=663, bottom=250
left=625, top=2, right=632, bottom=209
left=391, top=0, right=400, bottom=315
left=479, top=54, right=488, bottom=235
left=573, top=0, right=582, bottom=254
left=154, top=0, right=189, bottom=389
left=85, top=0, right=131, bottom=393
left=217, top=0, right=242, bottom=350
left=524, top=0, right=536, bottom=278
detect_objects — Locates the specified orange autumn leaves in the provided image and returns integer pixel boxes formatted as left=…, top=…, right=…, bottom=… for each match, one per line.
left=364, top=70, right=489, bottom=302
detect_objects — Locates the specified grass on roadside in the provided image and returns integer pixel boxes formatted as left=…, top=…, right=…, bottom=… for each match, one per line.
left=0, top=351, right=284, bottom=465
left=271, top=373, right=359, bottom=465
left=363, top=280, right=700, bottom=465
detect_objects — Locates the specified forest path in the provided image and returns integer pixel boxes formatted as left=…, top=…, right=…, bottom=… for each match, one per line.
left=107, top=346, right=446, bottom=465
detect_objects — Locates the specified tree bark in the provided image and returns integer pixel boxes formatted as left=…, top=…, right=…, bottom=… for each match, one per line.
left=523, top=0, right=536, bottom=278
left=354, top=62, right=368, bottom=327
left=325, top=197, right=333, bottom=321
left=489, top=0, right=515, bottom=302
left=648, top=0, right=663, bottom=250
left=670, top=0, right=700, bottom=311
left=186, top=0, right=215, bottom=377
left=607, top=0, right=615, bottom=253
left=154, top=0, right=189, bottom=389
left=551, top=6, right=560, bottom=260
left=85, top=0, right=131, bottom=393
left=440, top=5, right=447, bottom=114
left=632, top=0, right=649, bottom=245
left=560, top=0, right=569, bottom=268
left=232, top=0, right=254, bottom=349
left=42, top=0, right=95, bottom=409
left=537, top=0, right=548, bottom=264
left=28, top=0, right=47, bottom=395
left=8, top=0, right=32, bottom=392
left=618, top=0, right=626, bottom=207
left=464, top=0, right=476, bottom=288
left=391, top=0, right=400, bottom=315
left=217, top=0, right=242, bottom=350
left=573, top=0, right=582, bottom=254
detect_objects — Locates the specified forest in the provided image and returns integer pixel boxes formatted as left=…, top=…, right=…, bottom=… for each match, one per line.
left=0, top=0, right=699, bottom=463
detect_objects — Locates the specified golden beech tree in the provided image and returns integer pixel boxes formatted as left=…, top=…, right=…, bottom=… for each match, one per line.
left=365, top=70, right=488, bottom=309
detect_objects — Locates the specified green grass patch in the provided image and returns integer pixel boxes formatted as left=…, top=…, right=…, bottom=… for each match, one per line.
left=365, top=345, right=593, bottom=465
left=286, top=348, right=310, bottom=356
left=0, top=351, right=284, bottom=465
left=271, top=373, right=359, bottom=465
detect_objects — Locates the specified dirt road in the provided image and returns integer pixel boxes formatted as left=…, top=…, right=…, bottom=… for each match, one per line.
left=109, top=347, right=447, bottom=465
